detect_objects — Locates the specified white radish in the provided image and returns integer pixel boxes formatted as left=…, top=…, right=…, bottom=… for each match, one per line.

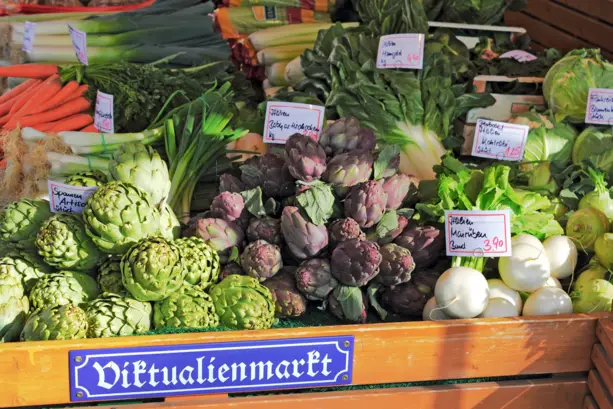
left=422, top=297, right=451, bottom=321
left=487, top=279, right=522, bottom=315
left=498, top=243, right=551, bottom=291
left=522, top=287, right=573, bottom=316
left=478, top=298, right=519, bottom=318
left=434, top=267, right=489, bottom=319
left=512, top=234, right=544, bottom=251
left=543, top=235, right=578, bottom=279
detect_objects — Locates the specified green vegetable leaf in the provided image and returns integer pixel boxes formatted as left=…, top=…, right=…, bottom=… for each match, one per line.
left=264, top=198, right=280, bottom=217
left=335, top=286, right=364, bottom=322
left=373, top=144, right=400, bottom=180
left=228, top=247, right=240, bottom=264
left=367, top=283, right=388, bottom=320
left=376, top=210, right=399, bottom=238
left=296, top=182, right=335, bottom=226
left=240, top=187, right=267, bottom=218
left=396, top=208, right=415, bottom=219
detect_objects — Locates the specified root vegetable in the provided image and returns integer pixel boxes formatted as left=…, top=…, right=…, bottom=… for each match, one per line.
left=522, top=287, right=573, bottom=316
left=543, top=235, right=578, bottom=279
left=478, top=298, right=519, bottom=318
left=498, top=243, right=551, bottom=292
left=434, top=267, right=489, bottom=319
left=511, top=234, right=544, bottom=251
left=422, top=296, right=451, bottom=321
left=487, top=279, right=522, bottom=315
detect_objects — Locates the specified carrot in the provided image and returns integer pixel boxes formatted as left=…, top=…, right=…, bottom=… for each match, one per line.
left=33, top=123, right=55, bottom=132
left=5, top=75, right=62, bottom=129
left=0, top=81, right=44, bottom=125
left=32, top=81, right=79, bottom=115
left=48, top=114, right=93, bottom=133
left=0, top=79, right=39, bottom=105
left=17, top=97, right=91, bottom=127
left=80, top=124, right=99, bottom=132
left=61, top=84, right=89, bottom=105
left=0, top=64, right=59, bottom=79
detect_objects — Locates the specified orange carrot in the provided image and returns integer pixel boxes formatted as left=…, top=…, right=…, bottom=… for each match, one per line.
left=80, top=124, right=99, bottom=132
left=48, top=114, right=93, bottom=132
left=61, top=84, right=89, bottom=105
left=33, top=123, right=55, bottom=132
left=16, top=97, right=91, bottom=127
left=0, top=64, right=59, bottom=79
left=32, top=81, right=79, bottom=115
left=0, top=81, right=44, bottom=125
left=0, top=80, right=41, bottom=116
left=0, top=79, right=39, bottom=105
left=5, top=75, right=62, bottom=129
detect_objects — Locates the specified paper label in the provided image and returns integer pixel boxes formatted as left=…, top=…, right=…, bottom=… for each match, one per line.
left=48, top=181, right=97, bottom=213
left=499, top=50, right=537, bottom=63
left=471, top=118, right=529, bottom=161
left=94, top=91, right=114, bottom=134
left=585, top=88, right=613, bottom=125
left=263, top=101, right=325, bottom=144
left=22, top=21, right=35, bottom=54
left=376, top=34, right=425, bottom=70
left=445, top=210, right=512, bottom=257
left=68, top=25, right=88, bottom=65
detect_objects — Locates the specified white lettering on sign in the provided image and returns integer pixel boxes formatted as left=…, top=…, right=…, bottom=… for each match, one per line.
left=471, top=118, right=529, bottom=161
left=499, top=50, right=537, bottom=63
left=69, top=25, right=88, bottom=65
left=376, top=33, right=425, bottom=70
left=263, top=101, right=325, bottom=144
left=48, top=180, right=97, bottom=213
left=94, top=91, right=114, bottom=134
left=585, top=88, right=613, bottom=125
left=22, top=22, right=35, bottom=54
left=445, top=210, right=512, bottom=257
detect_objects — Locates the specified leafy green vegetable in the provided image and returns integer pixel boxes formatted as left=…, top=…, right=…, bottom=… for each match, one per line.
left=376, top=210, right=399, bottom=238
left=440, top=0, right=527, bottom=25
left=295, top=182, right=336, bottom=226
left=572, top=126, right=613, bottom=174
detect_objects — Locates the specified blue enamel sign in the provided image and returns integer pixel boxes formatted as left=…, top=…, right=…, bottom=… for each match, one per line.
left=69, top=336, right=354, bottom=401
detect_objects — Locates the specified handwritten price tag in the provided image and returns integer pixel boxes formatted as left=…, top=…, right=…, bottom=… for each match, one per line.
left=48, top=181, right=98, bottom=214
left=68, top=25, right=88, bottom=65
left=22, top=22, right=35, bottom=54
left=445, top=210, right=512, bottom=258
left=585, top=88, right=613, bottom=125
left=263, top=101, right=325, bottom=144
left=471, top=119, right=529, bottom=161
left=499, top=50, right=537, bottom=63
left=94, top=91, right=114, bottom=134
left=376, top=33, right=425, bottom=70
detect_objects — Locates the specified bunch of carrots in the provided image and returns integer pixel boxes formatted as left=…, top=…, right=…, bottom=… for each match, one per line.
left=0, top=64, right=99, bottom=134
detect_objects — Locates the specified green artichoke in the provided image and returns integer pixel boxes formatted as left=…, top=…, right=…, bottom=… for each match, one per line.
left=240, top=240, right=283, bottom=281
left=322, top=150, right=374, bottom=188
left=29, top=271, right=100, bottom=310
left=21, top=304, right=88, bottom=341
left=295, top=258, right=337, bottom=301
left=0, top=269, right=29, bottom=342
left=0, top=250, right=52, bottom=291
left=209, top=275, right=275, bottom=330
left=0, top=199, right=52, bottom=249
left=121, top=237, right=185, bottom=302
left=263, top=272, right=307, bottom=318
left=97, top=258, right=126, bottom=295
left=153, top=286, right=219, bottom=329
left=284, top=133, right=327, bottom=182
left=36, top=213, right=104, bottom=272
left=344, top=180, right=388, bottom=228
left=83, top=181, right=161, bottom=254
left=190, top=218, right=245, bottom=263
left=247, top=217, right=283, bottom=245
left=331, top=239, right=382, bottom=287
left=85, top=293, right=152, bottom=338
left=377, top=243, right=415, bottom=286
left=109, top=142, right=171, bottom=206
left=280, top=206, right=328, bottom=260
left=160, top=203, right=181, bottom=241
left=65, top=171, right=108, bottom=187
left=318, top=117, right=377, bottom=156
left=174, top=237, right=220, bottom=289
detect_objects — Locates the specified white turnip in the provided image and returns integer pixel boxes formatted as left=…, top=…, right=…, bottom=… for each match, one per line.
left=498, top=243, right=551, bottom=292
left=511, top=234, right=544, bottom=251
left=487, top=279, right=522, bottom=314
left=522, top=287, right=573, bottom=316
left=422, top=297, right=451, bottom=321
left=434, top=267, right=489, bottom=319
left=478, top=298, right=519, bottom=318
left=543, top=235, right=578, bottom=279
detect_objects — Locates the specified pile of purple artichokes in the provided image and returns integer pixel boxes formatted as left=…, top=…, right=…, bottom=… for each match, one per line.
left=186, top=117, right=446, bottom=324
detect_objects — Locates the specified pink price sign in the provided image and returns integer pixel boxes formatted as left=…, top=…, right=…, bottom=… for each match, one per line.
left=471, top=119, right=529, bottom=162
left=444, top=210, right=512, bottom=258
left=585, top=88, right=613, bottom=125
left=376, top=34, right=424, bottom=70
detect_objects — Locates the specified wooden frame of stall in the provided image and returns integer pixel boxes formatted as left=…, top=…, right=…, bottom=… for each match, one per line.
left=1, top=313, right=612, bottom=409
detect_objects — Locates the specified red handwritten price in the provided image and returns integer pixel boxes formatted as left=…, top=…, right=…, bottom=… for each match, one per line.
left=483, top=237, right=505, bottom=252
left=407, top=53, right=420, bottom=63
left=504, top=146, right=522, bottom=158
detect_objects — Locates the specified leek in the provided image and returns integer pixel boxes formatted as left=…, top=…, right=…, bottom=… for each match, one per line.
left=266, top=61, right=290, bottom=86
left=46, top=152, right=110, bottom=176
left=248, top=22, right=358, bottom=50
left=284, top=56, right=305, bottom=86
left=257, top=44, right=312, bottom=66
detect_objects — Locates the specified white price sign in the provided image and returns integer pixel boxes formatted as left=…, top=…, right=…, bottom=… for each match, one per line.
left=69, top=25, right=88, bottom=65
left=471, top=119, right=529, bottom=161
left=48, top=180, right=98, bottom=213
left=376, top=33, right=425, bottom=70
left=22, top=22, right=35, bottom=54
left=263, top=101, right=325, bottom=144
left=585, top=88, right=613, bottom=125
left=94, top=91, right=114, bottom=134
left=499, top=50, right=537, bottom=63
left=445, top=210, right=512, bottom=258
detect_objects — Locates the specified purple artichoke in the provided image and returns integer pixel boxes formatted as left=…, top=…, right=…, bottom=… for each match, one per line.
left=382, top=174, right=418, bottom=210
left=344, top=180, right=388, bottom=228
left=328, top=286, right=369, bottom=323
left=258, top=153, right=295, bottom=198
left=319, top=117, right=377, bottom=156
left=377, top=243, right=415, bottom=286
left=376, top=151, right=400, bottom=179
left=219, top=263, right=245, bottom=280
left=263, top=272, right=307, bottom=317
left=394, top=223, right=444, bottom=269
left=219, top=174, right=245, bottom=194
left=328, top=218, right=365, bottom=248
left=210, top=192, right=249, bottom=228
left=381, top=267, right=442, bottom=317
left=240, top=240, right=283, bottom=281
left=331, top=239, right=382, bottom=286
left=322, top=150, right=374, bottom=188
left=189, top=218, right=244, bottom=263
left=280, top=206, right=328, bottom=260
left=247, top=217, right=282, bottom=245
left=295, top=258, right=337, bottom=300
left=376, top=215, right=409, bottom=245
left=284, top=133, right=327, bottom=182
left=240, top=156, right=264, bottom=189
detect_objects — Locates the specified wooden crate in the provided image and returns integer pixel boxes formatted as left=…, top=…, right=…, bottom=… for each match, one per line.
left=588, top=318, right=613, bottom=409
left=505, top=0, right=613, bottom=59
left=0, top=313, right=609, bottom=409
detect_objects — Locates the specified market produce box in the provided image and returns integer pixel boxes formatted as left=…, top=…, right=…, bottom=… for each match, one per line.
left=428, top=21, right=527, bottom=50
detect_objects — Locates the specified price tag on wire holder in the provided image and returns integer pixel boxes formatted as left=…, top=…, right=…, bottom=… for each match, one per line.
left=471, top=118, right=529, bottom=162
left=444, top=209, right=512, bottom=257
left=376, top=33, right=425, bottom=70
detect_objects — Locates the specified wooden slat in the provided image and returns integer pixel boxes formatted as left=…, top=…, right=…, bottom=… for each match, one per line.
left=0, top=314, right=604, bottom=408
left=553, top=0, right=613, bottom=22
left=592, top=344, right=613, bottom=394
left=523, top=0, right=613, bottom=53
left=585, top=396, right=600, bottom=409
left=597, top=319, right=613, bottom=360
left=89, top=378, right=589, bottom=409
left=589, top=370, right=613, bottom=409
